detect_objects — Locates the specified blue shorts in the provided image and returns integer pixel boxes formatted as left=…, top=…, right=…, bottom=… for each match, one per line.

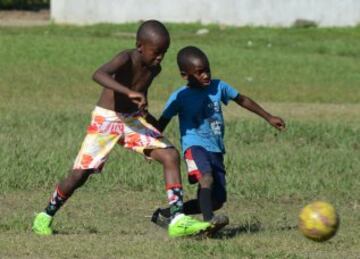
left=184, top=146, right=227, bottom=203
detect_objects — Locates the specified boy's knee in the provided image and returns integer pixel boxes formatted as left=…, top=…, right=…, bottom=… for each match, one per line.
left=161, top=148, right=180, bottom=165
left=72, top=168, right=93, bottom=176
left=199, top=173, right=213, bottom=188
left=148, top=147, right=180, bottom=167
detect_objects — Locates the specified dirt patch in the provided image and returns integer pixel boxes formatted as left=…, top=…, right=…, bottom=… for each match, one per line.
left=0, top=10, right=50, bottom=26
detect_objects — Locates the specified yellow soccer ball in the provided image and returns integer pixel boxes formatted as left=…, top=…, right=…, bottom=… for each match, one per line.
left=298, top=201, right=339, bottom=242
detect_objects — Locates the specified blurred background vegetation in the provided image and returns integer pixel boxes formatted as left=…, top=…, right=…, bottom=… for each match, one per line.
left=0, top=0, right=49, bottom=10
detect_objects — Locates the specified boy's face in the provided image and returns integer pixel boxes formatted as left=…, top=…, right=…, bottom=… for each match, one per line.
left=183, top=57, right=211, bottom=88
left=137, top=37, right=170, bottom=67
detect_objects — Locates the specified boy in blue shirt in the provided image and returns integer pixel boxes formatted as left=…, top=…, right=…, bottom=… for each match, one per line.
left=151, top=46, right=285, bottom=235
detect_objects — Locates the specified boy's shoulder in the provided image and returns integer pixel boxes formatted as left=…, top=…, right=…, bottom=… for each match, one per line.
left=208, top=79, right=229, bottom=90
left=168, top=85, right=188, bottom=97
left=213, top=79, right=229, bottom=87
left=115, top=49, right=136, bottom=62
left=212, top=79, right=237, bottom=93
left=113, top=48, right=144, bottom=65
left=112, top=48, right=131, bottom=57
left=106, top=49, right=134, bottom=70
left=112, top=49, right=161, bottom=75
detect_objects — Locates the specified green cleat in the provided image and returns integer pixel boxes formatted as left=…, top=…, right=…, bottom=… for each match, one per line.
left=32, top=212, right=53, bottom=236
left=168, top=214, right=211, bottom=238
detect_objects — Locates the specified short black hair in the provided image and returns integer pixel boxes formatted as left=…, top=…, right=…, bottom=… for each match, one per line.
left=177, top=46, right=209, bottom=72
left=136, top=20, right=170, bottom=44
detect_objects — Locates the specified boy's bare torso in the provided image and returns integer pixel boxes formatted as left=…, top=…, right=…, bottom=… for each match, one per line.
left=96, top=49, right=160, bottom=114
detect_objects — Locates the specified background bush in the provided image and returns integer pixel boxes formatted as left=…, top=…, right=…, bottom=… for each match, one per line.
left=0, top=0, right=49, bottom=10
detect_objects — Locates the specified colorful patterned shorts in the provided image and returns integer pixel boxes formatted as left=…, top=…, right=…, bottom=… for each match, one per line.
left=73, top=106, right=173, bottom=172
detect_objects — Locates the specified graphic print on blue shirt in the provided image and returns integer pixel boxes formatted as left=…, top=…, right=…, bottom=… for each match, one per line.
left=162, top=80, right=239, bottom=154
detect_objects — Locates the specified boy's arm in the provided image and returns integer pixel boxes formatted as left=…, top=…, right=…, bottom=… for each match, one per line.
left=153, top=91, right=178, bottom=132
left=157, top=116, right=171, bottom=132
left=92, top=52, right=146, bottom=109
left=143, top=112, right=171, bottom=132
left=234, top=95, right=285, bottom=130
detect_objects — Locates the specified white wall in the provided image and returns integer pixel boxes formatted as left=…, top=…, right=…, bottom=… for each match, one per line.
left=51, top=0, right=360, bottom=27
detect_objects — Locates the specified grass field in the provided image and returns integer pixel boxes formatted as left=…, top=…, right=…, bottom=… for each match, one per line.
left=0, top=23, right=359, bottom=258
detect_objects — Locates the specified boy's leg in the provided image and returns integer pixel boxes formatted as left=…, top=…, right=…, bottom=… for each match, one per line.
left=152, top=146, right=218, bottom=222
left=198, top=174, right=214, bottom=221
left=46, top=169, right=94, bottom=216
left=34, top=110, right=167, bottom=235
left=148, top=148, right=183, bottom=217
left=32, top=169, right=94, bottom=235
left=33, top=107, right=124, bottom=235
left=204, top=152, right=229, bottom=236
left=153, top=191, right=224, bottom=218
left=152, top=176, right=228, bottom=237
left=148, top=148, right=211, bottom=237
left=151, top=199, right=200, bottom=229
left=152, top=146, right=229, bottom=236
left=185, top=146, right=215, bottom=221
left=120, top=115, right=211, bottom=236
left=197, top=174, right=229, bottom=237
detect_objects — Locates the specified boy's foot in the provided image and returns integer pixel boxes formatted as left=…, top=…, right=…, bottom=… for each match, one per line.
left=205, top=214, right=229, bottom=237
left=151, top=208, right=171, bottom=229
left=168, top=214, right=211, bottom=238
left=32, top=212, right=53, bottom=236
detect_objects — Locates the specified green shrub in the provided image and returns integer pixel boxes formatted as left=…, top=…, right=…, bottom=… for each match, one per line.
left=0, top=0, right=49, bottom=10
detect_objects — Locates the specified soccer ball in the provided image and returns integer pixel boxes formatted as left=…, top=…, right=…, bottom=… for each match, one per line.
left=298, top=201, right=339, bottom=242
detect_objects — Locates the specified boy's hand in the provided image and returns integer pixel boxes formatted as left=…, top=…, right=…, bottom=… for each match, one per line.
left=267, top=116, right=286, bottom=131
left=128, top=91, right=147, bottom=110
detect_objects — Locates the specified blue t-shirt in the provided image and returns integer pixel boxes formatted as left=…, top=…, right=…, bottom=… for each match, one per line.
left=162, top=79, right=239, bottom=154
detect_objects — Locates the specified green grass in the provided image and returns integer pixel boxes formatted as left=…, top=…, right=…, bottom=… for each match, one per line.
left=1, top=23, right=360, bottom=105
left=0, top=24, right=359, bottom=258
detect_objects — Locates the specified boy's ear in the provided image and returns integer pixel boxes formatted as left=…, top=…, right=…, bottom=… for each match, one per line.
left=136, top=41, right=143, bottom=53
left=180, top=71, right=188, bottom=80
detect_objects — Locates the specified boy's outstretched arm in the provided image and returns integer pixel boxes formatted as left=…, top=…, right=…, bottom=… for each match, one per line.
left=92, top=52, right=147, bottom=109
left=234, top=95, right=285, bottom=130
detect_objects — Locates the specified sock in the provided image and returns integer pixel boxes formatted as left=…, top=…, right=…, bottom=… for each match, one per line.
left=166, top=184, right=184, bottom=219
left=44, top=185, right=68, bottom=216
left=199, top=188, right=214, bottom=221
left=160, top=199, right=202, bottom=218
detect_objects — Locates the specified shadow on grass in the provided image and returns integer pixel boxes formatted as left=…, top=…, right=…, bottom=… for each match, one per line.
left=52, top=226, right=99, bottom=235
left=213, top=223, right=262, bottom=239
left=212, top=217, right=297, bottom=239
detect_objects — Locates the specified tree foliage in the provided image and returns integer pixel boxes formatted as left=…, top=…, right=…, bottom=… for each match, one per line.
left=0, top=0, right=50, bottom=10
